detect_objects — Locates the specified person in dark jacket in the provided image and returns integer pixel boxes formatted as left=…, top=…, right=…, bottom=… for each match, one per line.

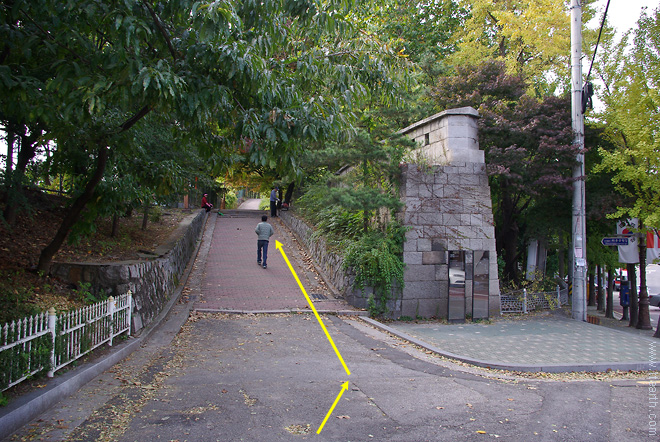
left=270, top=187, right=279, bottom=217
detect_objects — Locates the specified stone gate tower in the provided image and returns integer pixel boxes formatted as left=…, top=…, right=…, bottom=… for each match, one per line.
left=397, top=107, right=500, bottom=320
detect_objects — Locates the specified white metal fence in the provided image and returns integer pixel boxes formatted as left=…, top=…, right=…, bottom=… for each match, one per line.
left=0, top=292, right=132, bottom=391
left=500, top=286, right=564, bottom=314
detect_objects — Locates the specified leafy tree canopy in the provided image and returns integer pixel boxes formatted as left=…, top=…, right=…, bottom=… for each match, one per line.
left=446, top=0, right=601, bottom=95
left=0, top=0, right=414, bottom=270
left=595, top=6, right=660, bottom=228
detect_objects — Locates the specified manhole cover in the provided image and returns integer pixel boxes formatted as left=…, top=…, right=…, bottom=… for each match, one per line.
left=311, top=293, right=327, bottom=300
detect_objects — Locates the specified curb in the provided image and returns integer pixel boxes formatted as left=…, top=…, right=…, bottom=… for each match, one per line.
left=359, top=317, right=654, bottom=374
left=194, top=308, right=368, bottom=316
left=0, top=212, right=211, bottom=438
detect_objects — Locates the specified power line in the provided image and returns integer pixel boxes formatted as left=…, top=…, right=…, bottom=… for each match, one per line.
left=586, top=0, right=611, bottom=81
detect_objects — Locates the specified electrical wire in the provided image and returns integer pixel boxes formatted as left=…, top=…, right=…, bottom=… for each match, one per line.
left=586, top=0, right=611, bottom=81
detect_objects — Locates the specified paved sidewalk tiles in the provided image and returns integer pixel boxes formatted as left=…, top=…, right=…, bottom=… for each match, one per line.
left=385, top=315, right=656, bottom=370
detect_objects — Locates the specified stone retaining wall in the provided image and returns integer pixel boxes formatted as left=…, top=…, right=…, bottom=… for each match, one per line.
left=279, top=211, right=374, bottom=310
left=50, top=210, right=206, bottom=333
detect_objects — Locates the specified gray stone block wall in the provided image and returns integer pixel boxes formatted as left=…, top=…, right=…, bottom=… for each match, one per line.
left=398, top=107, right=500, bottom=319
left=50, top=210, right=206, bottom=333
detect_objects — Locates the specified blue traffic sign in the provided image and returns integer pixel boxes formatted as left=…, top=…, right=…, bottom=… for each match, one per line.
left=601, top=237, right=629, bottom=246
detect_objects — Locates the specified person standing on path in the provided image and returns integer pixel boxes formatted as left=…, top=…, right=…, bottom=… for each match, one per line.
left=270, top=186, right=279, bottom=217
left=255, top=215, right=275, bottom=269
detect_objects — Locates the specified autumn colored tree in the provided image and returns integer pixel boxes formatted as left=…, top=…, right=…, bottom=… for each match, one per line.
left=431, top=60, right=580, bottom=282
left=595, top=6, right=660, bottom=334
left=447, top=0, right=600, bottom=94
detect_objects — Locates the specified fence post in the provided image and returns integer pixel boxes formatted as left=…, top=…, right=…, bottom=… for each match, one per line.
left=48, top=307, right=56, bottom=378
left=127, top=290, right=133, bottom=336
left=523, top=289, right=528, bottom=314
left=556, top=285, right=561, bottom=308
left=108, top=296, right=115, bottom=347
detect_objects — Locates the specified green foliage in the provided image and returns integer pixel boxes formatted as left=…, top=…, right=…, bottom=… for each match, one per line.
left=446, top=0, right=603, bottom=95
left=72, top=282, right=105, bottom=305
left=296, top=177, right=406, bottom=317
left=223, top=190, right=238, bottom=209
left=316, top=211, right=365, bottom=243
left=259, top=198, right=270, bottom=211
left=149, top=206, right=164, bottom=224
left=343, top=227, right=405, bottom=318
left=1, top=0, right=415, bottom=269
left=296, top=182, right=368, bottom=247
left=595, top=7, right=660, bottom=230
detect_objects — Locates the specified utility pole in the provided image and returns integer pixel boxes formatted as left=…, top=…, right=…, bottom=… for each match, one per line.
left=571, top=0, right=587, bottom=322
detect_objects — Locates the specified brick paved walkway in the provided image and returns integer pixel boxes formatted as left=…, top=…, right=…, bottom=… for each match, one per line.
left=195, top=210, right=358, bottom=313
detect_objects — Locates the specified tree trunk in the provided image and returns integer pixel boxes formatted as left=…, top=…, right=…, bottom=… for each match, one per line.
left=496, top=189, right=520, bottom=283
left=36, top=105, right=149, bottom=272
left=111, top=213, right=120, bottom=238
left=2, top=127, right=15, bottom=201
left=3, top=127, right=40, bottom=226
left=597, top=265, right=605, bottom=311
left=284, top=182, right=295, bottom=205
left=142, top=203, right=150, bottom=231
left=587, top=266, right=596, bottom=306
left=606, top=267, right=614, bottom=319
left=37, top=144, right=110, bottom=272
left=628, top=263, right=638, bottom=328
left=637, top=237, right=652, bottom=330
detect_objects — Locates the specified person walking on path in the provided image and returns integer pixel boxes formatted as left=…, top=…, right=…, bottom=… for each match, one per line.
left=255, top=215, right=275, bottom=269
left=270, top=186, right=279, bottom=217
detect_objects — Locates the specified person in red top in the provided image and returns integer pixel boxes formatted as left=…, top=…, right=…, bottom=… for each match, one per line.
left=201, top=194, right=213, bottom=212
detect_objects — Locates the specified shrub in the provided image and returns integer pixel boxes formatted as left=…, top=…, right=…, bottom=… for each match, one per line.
left=223, top=190, right=238, bottom=209
left=343, top=226, right=405, bottom=317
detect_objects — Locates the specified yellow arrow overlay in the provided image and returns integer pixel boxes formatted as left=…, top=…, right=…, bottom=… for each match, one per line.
left=275, top=240, right=351, bottom=376
left=317, top=381, right=349, bottom=434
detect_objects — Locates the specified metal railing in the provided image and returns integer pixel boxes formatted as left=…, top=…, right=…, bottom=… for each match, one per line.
left=500, top=286, right=564, bottom=314
left=0, top=292, right=132, bottom=391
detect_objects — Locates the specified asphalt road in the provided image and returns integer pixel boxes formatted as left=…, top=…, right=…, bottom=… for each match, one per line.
left=3, top=212, right=657, bottom=441
left=4, top=307, right=653, bottom=442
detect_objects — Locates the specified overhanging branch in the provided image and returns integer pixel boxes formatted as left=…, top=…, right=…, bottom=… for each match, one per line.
left=141, top=0, right=177, bottom=60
